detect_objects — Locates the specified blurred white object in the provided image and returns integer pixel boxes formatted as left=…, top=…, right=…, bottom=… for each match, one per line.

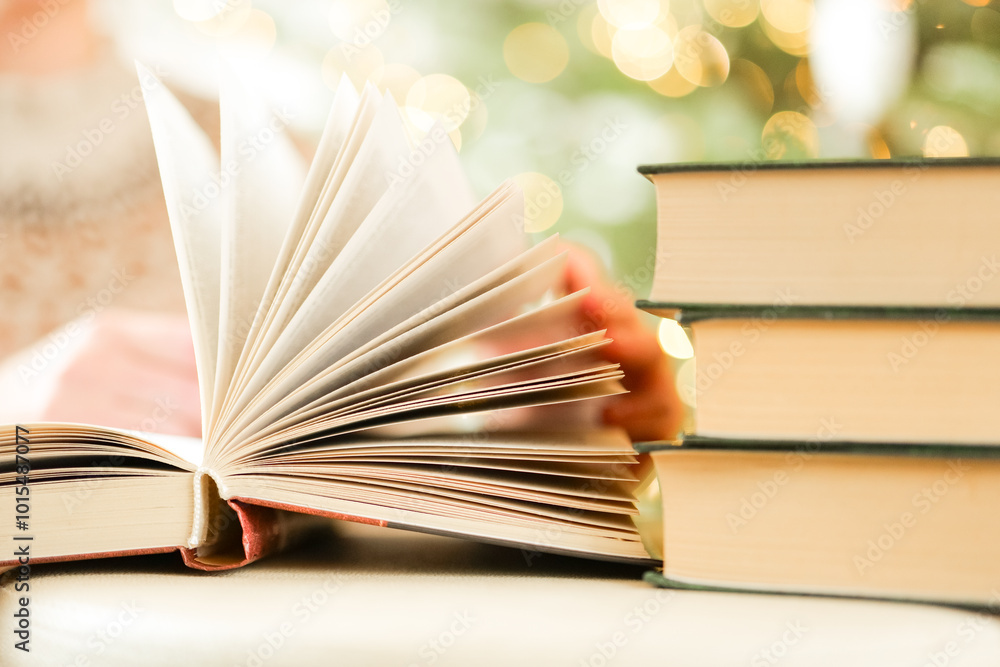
left=810, top=0, right=917, bottom=156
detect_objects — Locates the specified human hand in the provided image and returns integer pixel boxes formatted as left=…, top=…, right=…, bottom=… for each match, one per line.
left=40, top=309, right=201, bottom=437
left=562, top=244, right=684, bottom=442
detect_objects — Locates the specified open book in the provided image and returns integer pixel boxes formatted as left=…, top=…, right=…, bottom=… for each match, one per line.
left=0, top=65, right=650, bottom=570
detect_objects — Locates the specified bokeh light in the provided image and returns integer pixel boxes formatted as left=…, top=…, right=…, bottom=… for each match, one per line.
left=512, top=172, right=564, bottom=233
left=672, top=25, right=730, bottom=87
left=217, top=9, right=277, bottom=62
left=923, top=125, right=970, bottom=157
left=407, top=73, right=472, bottom=132
left=598, top=0, right=665, bottom=30
left=372, top=63, right=422, bottom=104
left=647, top=67, right=698, bottom=97
left=762, top=110, right=819, bottom=158
left=704, top=0, right=760, bottom=28
left=759, top=0, right=814, bottom=34
left=865, top=126, right=892, bottom=159
left=611, top=24, right=674, bottom=81
left=590, top=10, right=616, bottom=59
left=760, top=19, right=809, bottom=56
left=192, top=0, right=251, bottom=37
left=503, top=23, right=570, bottom=83
left=658, top=319, right=694, bottom=359
left=728, top=59, right=774, bottom=114
left=328, top=0, right=391, bottom=43
left=675, top=357, right=697, bottom=408
left=321, top=42, right=384, bottom=90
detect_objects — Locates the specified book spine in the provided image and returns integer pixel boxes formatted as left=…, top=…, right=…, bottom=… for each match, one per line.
left=179, top=499, right=287, bottom=571
left=186, top=468, right=221, bottom=548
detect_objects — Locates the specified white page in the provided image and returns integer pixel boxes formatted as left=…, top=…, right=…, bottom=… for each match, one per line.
left=221, top=215, right=549, bottom=447
left=217, top=85, right=385, bottom=434
left=253, top=290, right=588, bottom=440
left=219, top=75, right=361, bottom=436
left=233, top=92, right=411, bottom=380
left=249, top=118, right=476, bottom=386
left=210, top=67, right=307, bottom=430
left=137, top=62, right=223, bottom=437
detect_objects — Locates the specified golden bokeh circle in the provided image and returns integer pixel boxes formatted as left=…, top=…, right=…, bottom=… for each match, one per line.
left=611, top=24, right=674, bottom=81
left=762, top=110, right=819, bottom=159
left=406, top=73, right=472, bottom=132
left=658, top=319, right=694, bottom=359
left=760, top=18, right=810, bottom=56
left=591, top=11, right=617, bottom=59
left=760, top=0, right=814, bottom=34
left=598, top=0, right=664, bottom=29
left=924, top=126, right=969, bottom=158
left=321, top=43, right=385, bottom=90
left=328, top=0, right=391, bottom=43
left=672, top=25, right=730, bottom=87
left=728, top=59, right=774, bottom=114
left=371, top=63, right=422, bottom=104
left=704, top=0, right=760, bottom=28
left=512, top=172, right=564, bottom=233
left=503, top=23, right=570, bottom=84
left=648, top=67, right=698, bottom=97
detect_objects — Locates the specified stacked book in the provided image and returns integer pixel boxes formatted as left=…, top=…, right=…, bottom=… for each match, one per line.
left=636, top=158, right=1000, bottom=605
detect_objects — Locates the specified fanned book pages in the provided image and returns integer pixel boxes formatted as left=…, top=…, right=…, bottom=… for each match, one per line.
left=0, top=65, right=651, bottom=571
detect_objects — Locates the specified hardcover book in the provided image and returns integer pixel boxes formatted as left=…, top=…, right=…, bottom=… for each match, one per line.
left=641, top=438, right=1000, bottom=605
left=638, top=159, right=1000, bottom=312
left=651, top=305, right=1000, bottom=445
left=0, top=65, right=651, bottom=571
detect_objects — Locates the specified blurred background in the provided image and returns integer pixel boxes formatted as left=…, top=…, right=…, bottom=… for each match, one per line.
left=93, top=0, right=1000, bottom=411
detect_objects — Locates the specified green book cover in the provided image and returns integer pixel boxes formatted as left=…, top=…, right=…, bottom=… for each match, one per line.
left=641, top=570, right=997, bottom=611
left=635, top=435, right=1000, bottom=459
left=635, top=302, right=1000, bottom=324
left=637, top=156, right=1000, bottom=178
